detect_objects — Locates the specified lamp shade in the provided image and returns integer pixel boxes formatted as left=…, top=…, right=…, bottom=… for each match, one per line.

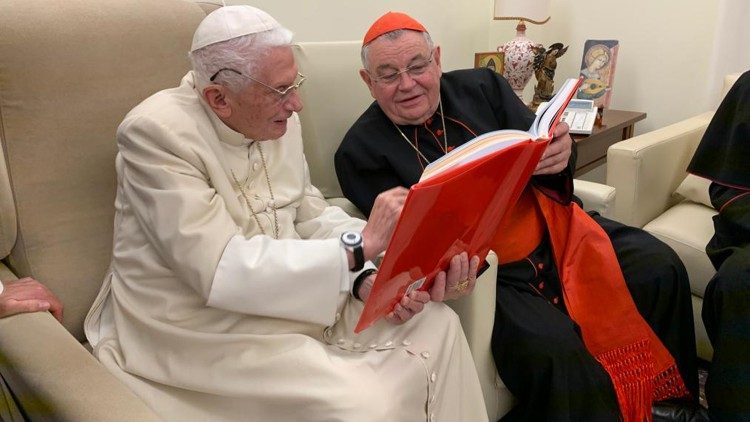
left=494, top=0, right=551, bottom=24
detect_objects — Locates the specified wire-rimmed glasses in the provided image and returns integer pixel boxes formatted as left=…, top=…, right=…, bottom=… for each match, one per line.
left=368, top=51, right=435, bottom=86
left=210, top=69, right=306, bottom=102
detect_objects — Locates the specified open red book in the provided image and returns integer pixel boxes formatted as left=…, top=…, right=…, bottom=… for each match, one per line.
left=355, top=77, right=582, bottom=332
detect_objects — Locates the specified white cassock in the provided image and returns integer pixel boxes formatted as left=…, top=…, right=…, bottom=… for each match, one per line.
left=85, top=72, right=488, bottom=422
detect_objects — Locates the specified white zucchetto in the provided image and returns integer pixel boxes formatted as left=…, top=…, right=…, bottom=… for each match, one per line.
left=190, top=5, right=281, bottom=52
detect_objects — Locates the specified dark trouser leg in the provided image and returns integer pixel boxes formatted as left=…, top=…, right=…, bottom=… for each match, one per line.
left=493, top=239, right=620, bottom=422
left=702, top=247, right=750, bottom=421
left=492, top=285, right=619, bottom=422
left=592, top=214, right=699, bottom=398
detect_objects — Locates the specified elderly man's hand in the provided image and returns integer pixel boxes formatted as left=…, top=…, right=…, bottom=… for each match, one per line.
left=534, top=121, right=572, bottom=175
left=361, top=186, right=408, bottom=261
left=429, top=252, right=480, bottom=302
left=0, top=277, right=63, bottom=322
left=357, top=272, right=430, bottom=325
left=384, top=289, right=431, bottom=325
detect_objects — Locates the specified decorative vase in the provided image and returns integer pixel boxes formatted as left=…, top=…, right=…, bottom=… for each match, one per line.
left=498, top=21, right=542, bottom=100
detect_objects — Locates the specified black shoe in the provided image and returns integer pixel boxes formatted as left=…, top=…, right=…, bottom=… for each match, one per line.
left=653, top=400, right=710, bottom=422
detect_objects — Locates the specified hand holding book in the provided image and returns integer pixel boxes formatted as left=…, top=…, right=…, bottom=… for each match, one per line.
left=428, top=253, right=482, bottom=302
left=534, top=121, right=573, bottom=175
left=358, top=252, right=481, bottom=325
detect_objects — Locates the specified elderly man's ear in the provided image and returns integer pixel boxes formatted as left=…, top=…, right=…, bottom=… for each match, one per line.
left=202, top=85, right=233, bottom=119
left=358, top=69, right=376, bottom=99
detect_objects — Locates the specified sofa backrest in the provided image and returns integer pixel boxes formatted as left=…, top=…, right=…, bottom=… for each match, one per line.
left=0, top=0, right=210, bottom=340
left=293, top=41, right=375, bottom=204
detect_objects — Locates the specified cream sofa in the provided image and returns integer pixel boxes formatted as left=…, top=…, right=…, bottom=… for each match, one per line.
left=607, top=73, right=742, bottom=361
left=293, top=40, right=617, bottom=421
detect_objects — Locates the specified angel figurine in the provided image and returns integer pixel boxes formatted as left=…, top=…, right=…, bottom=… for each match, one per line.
left=529, top=43, right=568, bottom=112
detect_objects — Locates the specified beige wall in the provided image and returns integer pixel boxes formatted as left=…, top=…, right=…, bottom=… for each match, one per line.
left=229, top=0, right=719, bottom=134
left=490, top=0, right=719, bottom=134
left=227, top=0, right=490, bottom=84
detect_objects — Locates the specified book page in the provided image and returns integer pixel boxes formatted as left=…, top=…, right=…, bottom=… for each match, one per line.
left=529, top=78, right=581, bottom=139
left=420, top=129, right=530, bottom=181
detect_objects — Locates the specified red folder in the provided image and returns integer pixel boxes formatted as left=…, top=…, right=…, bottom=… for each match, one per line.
left=355, top=77, right=582, bottom=332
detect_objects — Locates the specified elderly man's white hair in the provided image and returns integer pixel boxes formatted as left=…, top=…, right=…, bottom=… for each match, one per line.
left=189, top=5, right=293, bottom=92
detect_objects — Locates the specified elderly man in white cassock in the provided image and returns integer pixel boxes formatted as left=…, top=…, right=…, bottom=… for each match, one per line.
left=84, top=5, right=487, bottom=422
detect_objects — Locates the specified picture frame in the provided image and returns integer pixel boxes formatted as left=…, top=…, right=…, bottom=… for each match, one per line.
left=576, top=39, right=619, bottom=109
left=474, top=52, right=505, bottom=75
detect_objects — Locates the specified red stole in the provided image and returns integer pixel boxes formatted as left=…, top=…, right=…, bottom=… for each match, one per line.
left=532, top=187, right=690, bottom=421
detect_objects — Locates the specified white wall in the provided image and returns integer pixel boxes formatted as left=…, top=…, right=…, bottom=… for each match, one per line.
left=228, top=0, right=721, bottom=135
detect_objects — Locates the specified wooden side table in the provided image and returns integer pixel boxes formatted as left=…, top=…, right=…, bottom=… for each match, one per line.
left=573, top=109, right=647, bottom=177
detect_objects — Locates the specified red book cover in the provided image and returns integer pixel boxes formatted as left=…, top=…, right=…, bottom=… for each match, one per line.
left=355, top=77, right=582, bottom=332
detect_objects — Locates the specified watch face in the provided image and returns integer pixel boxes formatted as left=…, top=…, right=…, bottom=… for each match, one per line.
left=341, top=231, right=362, bottom=247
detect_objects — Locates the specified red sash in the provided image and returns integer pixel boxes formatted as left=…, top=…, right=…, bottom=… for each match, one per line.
left=533, top=188, right=689, bottom=421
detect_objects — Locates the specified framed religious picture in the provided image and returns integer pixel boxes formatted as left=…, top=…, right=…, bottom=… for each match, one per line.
left=474, top=51, right=505, bottom=75
left=576, top=39, right=619, bottom=110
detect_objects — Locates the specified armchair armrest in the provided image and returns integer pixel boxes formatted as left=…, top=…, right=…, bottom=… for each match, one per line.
left=573, top=179, right=616, bottom=218
left=447, top=251, right=513, bottom=421
left=0, top=312, right=160, bottom=421
left=607, top=112, right=714, bottom=227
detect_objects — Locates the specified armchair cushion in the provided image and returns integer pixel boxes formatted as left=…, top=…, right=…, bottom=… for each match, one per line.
left=673, top=174, right=712, bottom=208
left=642, top=201, right=717, bottom=296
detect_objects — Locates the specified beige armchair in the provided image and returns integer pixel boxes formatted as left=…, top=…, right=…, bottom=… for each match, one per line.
left=607, top=73, right=742, bottom=361
left=0, top=0, right=221, bottom=419
left=293, top=40, right=617, bottom=421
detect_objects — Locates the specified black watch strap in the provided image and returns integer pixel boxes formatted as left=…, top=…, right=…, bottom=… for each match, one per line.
left=350, top=244, right=365, bottom=271
left=352, top=269, right=377, bottom=301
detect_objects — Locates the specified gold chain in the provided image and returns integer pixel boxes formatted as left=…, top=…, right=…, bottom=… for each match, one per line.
left=392, top=98, right=449, bottom=166
left=231, top=142, right=279, bottom=239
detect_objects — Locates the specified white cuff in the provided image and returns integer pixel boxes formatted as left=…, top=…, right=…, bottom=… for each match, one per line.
left=208, top=235, right=343, bottom=325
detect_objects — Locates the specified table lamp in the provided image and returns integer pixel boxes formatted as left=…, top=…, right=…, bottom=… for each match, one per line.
left=494, top=0, right=551, bottom=99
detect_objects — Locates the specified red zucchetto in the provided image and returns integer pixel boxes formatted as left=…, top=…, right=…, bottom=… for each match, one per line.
left=363, top=12, right=427, bottom=45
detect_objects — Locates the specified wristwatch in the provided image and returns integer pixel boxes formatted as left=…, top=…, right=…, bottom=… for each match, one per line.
left=340, top=231, right=365, bottom=271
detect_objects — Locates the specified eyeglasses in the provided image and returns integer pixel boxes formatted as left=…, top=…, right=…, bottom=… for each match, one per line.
left=210, top=68, right=306, bottom=101
left=368, top=52, right=434, bottom=86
